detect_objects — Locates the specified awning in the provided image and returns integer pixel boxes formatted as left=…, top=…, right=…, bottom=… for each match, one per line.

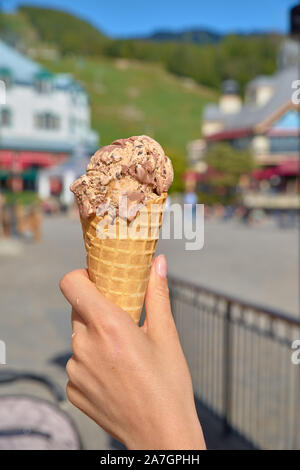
left=252, top=159, right=300, bottom=180
left=252, top=167, right=279, bottom=180
left=206, top=128, right=252, bottom=142
left=276, top=159, right=300, bottom=176
left=0, top=150, right=68, bottom=170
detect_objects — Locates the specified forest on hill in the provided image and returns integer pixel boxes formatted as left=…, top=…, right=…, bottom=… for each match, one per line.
left=0, top=5, right=283, bottom=94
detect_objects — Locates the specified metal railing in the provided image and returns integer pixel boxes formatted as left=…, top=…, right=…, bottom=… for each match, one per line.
left=169, top=276, right=300, bottom=450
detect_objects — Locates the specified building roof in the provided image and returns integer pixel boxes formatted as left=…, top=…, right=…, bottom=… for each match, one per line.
left=225, top=67, right=298, bottom=130
left=52, top=73, right=85, bottom=92
left=0, top=39, right=43, bottom=84
left=0, top=40, right=86, bottom=93
left=203, top=66, right=299, bottom=134
left=247, top=75, right=275, bottom=88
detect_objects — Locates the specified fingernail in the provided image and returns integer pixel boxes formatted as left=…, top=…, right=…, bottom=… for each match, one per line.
left=155, top=255, right=167, bottom=278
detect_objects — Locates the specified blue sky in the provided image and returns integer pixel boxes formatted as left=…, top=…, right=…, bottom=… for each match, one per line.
left=3, top=0, right=298, bottom=37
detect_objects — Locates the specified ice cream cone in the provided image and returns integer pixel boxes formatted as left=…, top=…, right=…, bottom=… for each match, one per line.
left=80, top=194, right=167, bottom=324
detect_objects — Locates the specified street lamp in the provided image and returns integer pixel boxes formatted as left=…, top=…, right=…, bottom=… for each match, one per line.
left=290, top=4, right=300, bottom=324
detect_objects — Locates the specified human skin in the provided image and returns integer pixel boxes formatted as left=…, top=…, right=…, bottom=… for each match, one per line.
left=59, top=255, right=206, bottom=450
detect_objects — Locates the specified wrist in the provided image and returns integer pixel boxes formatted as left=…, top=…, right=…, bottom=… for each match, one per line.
left=124, top=416, right=206, bottom=450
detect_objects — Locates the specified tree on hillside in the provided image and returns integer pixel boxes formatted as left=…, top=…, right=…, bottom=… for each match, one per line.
left=9, top=6, right=282, bottom=94
left=199, top=143, right=256, bottom=205
left=19, top=6, right=108, bottom=55
left=205, top=143, right=255, bottom=180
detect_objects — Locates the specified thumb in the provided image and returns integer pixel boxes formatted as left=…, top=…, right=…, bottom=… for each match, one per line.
left=144, top=255, right=176, bottom=338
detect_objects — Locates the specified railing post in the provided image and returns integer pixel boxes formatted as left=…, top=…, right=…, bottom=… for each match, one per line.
left=223, top=300, right=232, bottom=435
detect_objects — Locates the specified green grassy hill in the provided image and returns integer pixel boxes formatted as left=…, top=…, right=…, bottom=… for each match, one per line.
left=18, top=6, right=107, bottom=55
left=1, top=6, right=281, bottom=94
left=41, top=56, right=217, bottom=190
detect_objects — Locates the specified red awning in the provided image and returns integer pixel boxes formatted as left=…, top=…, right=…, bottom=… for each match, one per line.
left=276, top=159, right=300, bottom=176
left=252, top=167, right=279, bottom=180
left=0, top=150, right=68, bottom=170
left=206, top=128, right=251, bottom=142
left=252, top=160, right=300, bottom=180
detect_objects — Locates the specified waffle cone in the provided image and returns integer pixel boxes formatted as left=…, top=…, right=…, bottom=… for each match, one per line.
left=80, top=194, right=167, bottom=324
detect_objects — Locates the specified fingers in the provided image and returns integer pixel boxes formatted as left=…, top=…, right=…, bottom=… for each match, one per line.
left=71, top=308, right=86, bottom=335
left=144, top=255, right=177, bottom=340
left=60, top=268, right=128, bottom=327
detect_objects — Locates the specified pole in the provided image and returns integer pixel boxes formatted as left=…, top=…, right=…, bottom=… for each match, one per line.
left=290, top=4, right=300, bottom=320
left=290, top=3, right=300, bottom=448
left=223, top=300, right=232, bottom=434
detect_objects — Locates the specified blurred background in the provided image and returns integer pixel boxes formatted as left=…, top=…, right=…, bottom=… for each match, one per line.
left=0, top=0, right=299, bottom=450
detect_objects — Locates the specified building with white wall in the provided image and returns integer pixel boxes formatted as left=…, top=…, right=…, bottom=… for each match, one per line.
left=0, top=39, right=98, bottom=179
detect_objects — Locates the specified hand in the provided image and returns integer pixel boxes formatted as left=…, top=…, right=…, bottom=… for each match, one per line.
left=59, top=255, right=206, bottom=450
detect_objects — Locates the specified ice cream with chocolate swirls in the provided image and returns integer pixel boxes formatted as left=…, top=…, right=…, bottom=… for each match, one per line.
left=70, top=135, right=173, bottom=323
left=70, top=135, right=173, bottom=222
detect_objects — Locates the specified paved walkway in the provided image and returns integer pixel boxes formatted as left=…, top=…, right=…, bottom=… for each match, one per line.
left=158, top=217, right=299, bottom=317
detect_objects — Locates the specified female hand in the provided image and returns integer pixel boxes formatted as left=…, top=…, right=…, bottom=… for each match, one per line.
left=59, top=255, right=205, bottom=450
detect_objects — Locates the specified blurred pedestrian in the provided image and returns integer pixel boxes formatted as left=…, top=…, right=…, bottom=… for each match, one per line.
left=183, top=191, right=197, bottom=218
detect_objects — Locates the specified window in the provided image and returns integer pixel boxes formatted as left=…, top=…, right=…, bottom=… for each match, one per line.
left=34, top=71, right=53, bottom=94
left=35, top=112, right=60, bottom=130
left=35, top=80, right=52, bottom=94
left=0, top=108, right=12, bottom=127
left=270, top=136, right=299, bottom=153
left=232, top=137, right=251, bottom=150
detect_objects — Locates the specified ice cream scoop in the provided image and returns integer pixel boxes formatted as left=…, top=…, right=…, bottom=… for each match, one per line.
left=70, top=135, right=173, bottom=323
left=70, top=135, right=173, bottom=222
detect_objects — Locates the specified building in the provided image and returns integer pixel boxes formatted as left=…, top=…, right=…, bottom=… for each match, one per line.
left=202, top=68, right=299, bottom=168
left=198, top=39, right=300, bottom=209
left=0, top=39, right=98, bottom=189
